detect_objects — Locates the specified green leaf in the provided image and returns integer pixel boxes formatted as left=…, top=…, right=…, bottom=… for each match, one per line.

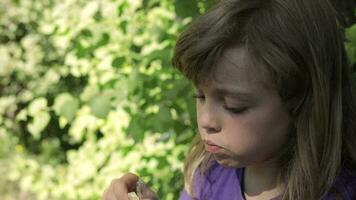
left=53, top=93, right=79, bottom=122
left=28, top=98, right=48, bottom=116
left=112, top=56, right=125, bottom=68
left=174, top=0, right=200, bottom=19
left=119, top=20, right=128, bottom=34
left=96, top=32, right=110, bottom=47
left=126, top=120, right=144, bottom=142
left=80, top=84, right=100, bottom=102
left=346, top=24, right=356, bottom=45
left=27, top=112, right=51, bottom=139
left=79, top=29, right=93, bottom=38
left=198, top=0, right=216, bottom=13
left=89, top=94, right=111, bottom=119
left=345, top=42, right=356, bottom=64
left=157, top=107, right=171, bottom=123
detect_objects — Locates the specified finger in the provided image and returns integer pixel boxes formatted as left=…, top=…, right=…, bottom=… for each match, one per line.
left=136, top=180, right=159, bottom=200
left=127, top=192, right=140, bottom=200
left=111, top=179, right=130, bottom=200
left=102, top=173, right=140, bottom=200
left=102, top=185, right=118, bottom=200
left=119, top=173, right=139, bottom=192
left=137, top=181, right=157, bottom=199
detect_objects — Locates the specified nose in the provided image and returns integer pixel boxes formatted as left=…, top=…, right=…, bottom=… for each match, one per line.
left=198, top=103, right=222, bottom=134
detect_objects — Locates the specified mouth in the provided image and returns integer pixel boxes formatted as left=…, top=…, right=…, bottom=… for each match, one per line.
left=204, top=140, right=224, bottom=153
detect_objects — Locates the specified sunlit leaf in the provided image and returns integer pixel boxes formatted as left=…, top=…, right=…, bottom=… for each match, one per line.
left=28, top=98, right=48, bottom=116
left=89, top=94, right=111, bottom=119
left=53, top=93, right=79, bottom=122
left=112, top=56, right=125, bottom=68
left=346, top=24, right=356, bottom=45
left=27, top=112, right=51, bottom=139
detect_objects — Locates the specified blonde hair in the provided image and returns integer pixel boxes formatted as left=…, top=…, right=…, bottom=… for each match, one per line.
left=172, top=0, right=356, bottom=199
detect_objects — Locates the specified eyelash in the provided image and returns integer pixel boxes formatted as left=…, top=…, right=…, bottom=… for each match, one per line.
left=223, top=106, right=247, bottom=114
left=193, top=94, right=248, bottom=114
left=193, top=94, right=205, bottom=100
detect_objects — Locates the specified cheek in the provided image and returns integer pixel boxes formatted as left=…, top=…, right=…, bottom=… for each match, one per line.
left=223, top=116, right=264, bottom=152
left=223, top=109, right=291, bottom=156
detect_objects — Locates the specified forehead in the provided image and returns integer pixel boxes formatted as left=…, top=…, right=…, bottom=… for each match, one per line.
left=198, top=46, right=271, bottom=93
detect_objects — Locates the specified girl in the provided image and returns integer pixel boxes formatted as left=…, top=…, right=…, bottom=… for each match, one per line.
left=102, top=0, right=356, bottom=199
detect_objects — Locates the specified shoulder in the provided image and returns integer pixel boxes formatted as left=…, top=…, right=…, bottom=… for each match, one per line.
left=336, top=167, right=356, bottom=198
left=191, top=160, right=243, bottom=200
left=197, top=160, right=242, bottom=185
left=326, top=167, right=356, bottom=200
left=203, top=160, right=241, bottom=179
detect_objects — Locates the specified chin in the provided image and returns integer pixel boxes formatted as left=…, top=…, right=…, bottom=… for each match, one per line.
left=213, top=154, right=246, bottom=168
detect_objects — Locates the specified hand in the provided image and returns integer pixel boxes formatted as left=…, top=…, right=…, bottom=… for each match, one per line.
left=102, top=173, right=159, bottom=200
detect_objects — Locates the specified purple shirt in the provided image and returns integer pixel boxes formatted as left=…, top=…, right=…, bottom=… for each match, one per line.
left=179, top=161, right=356, bottom=200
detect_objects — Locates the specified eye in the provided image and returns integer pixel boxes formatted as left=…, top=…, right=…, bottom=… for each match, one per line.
left=193, top=89, right=205, bottom=100
left=193, top=94, right=205, bottom=100
left=223, top=106, right=248, bottom=114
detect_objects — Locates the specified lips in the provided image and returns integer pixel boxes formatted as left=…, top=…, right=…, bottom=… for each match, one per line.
left=204, top=140, right=223, bottom=153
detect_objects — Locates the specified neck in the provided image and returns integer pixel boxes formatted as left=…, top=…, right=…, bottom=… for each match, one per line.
left=243, top=163, right=284, bottom=199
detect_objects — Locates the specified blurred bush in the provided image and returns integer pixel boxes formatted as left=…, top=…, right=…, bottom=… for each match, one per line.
left=0, top=0, right=217, bottom=199
left=0, top=0, right=354, bottom=199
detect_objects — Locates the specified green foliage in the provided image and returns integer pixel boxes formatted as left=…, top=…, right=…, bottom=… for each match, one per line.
left=0, top=0, right=210, bottom=199
left=346, top=23, right=356, bottom=65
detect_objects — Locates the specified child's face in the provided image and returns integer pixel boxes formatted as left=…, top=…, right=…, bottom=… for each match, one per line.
left=195, top=46, right=293, bottom=168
